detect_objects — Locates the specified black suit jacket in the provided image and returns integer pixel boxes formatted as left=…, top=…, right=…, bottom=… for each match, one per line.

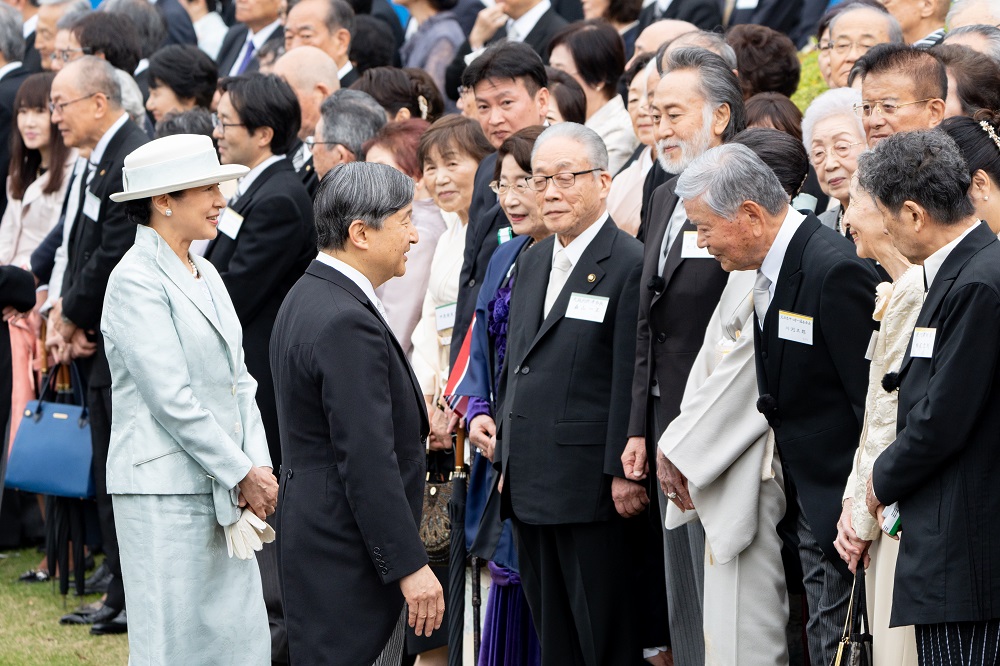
left=0, top=65, right=31, bottom=217
left=636, top=160, right=672, bottom=243
left=451, top=153, right=504, bottom=368
left=753, top=212, right=879, bottom=573
left=216, top=23, right=285, bottom=77
left=638, top=0, right=722, bottom=31
left=271, top=260, right=429, bottom=665
left=156, top=0, right=198, bottom=47
left=370, top=0, right=406, bottom=53
left=61, top=119, right=150, bottom=387
left=628, top=178, right=729, bottom=444
left=444, top=8, right=567, bottom=100
left=339, top=65, right=359, bottom=88
left=22, top=31, right=42, bottom=73
left=873, top=223, right=1000, bottom=626
left=728, top=0, right=824, bottom=45
left=495, top=219, right=643, bottom=524
left=0, top=266, right=36, bottom=436
left=205, top=158, right=315, bottom=468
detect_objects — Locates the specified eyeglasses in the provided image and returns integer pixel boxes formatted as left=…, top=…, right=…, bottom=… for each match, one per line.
left=828, top=40, right=878, bottom=56
left=853, top=99, right=933, bottom=118
left=48, top=92, right=97, bottom=115
left=810, top=140, right=866, bottom=165
left=818, top=39, right=832, bottom=52
left=304, top=135, right=345, bottom=150
left=527, top=169, right=602, bottom=192
left=50, top=47, right=90, bottom=63
left=489, top=179, right=531, bottom=195
left=211, top=113, right=245, bottom=132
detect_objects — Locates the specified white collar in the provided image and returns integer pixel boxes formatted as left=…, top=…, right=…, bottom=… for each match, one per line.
left=134, top=58, right=149, bottom=76
left=314, top=251, right=386, bottom=315
left=759, top=206, right=805, bottom=293
left=654, top=0, right=674, bottom=14
left=507, top=0, right=550, bottom=41
left=337, top=60, right=354, bottom=81
left=553, top=210, right=609, bottom=267
left=237, top=154, right=285, bottom=197
left=23, top=14, right=36, bottom=38
left=247, top=19, right=282, bottom=46
left=923, top=221, right=980, bottom=290
left=91, top=112, right=129, bottom=166
left=0, top=61, right=21, bottom=81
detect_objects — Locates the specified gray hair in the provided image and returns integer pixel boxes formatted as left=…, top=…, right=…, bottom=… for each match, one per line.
left=314, top=161, right=414, bottom=251
left=0, top=4, right=24, bottom=64
left=661, top=47, right=747, bottom=142
left=289, top=0, right=355, bottom=35
left=675, top=143, right=788, bottom=218
left=943, top=24, right=1000, bottom=62
left=55, top=6, right=90, bottom=30
left=829, top=3, right=905, bottom=45
left=114, top=68, right=145, bottom=125
left=801, top=87, right=865, bottom=149
left=101, top=0, right=166, bottom=59
left=658, top=30, right=738, bottom=71
left=39, top=0, right=90, bottom=7
left=318, top=89, right=387, bottom=157
left=72, top=56, right=122, bottom=107
left=857, top=129, right=975, bottom=225
left=531, top=122, right=609, bottom=171
left=948, top=0, right=1000, bottom=28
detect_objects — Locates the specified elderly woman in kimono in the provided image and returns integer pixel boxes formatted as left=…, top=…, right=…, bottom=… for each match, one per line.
left=101, top=134, right=278, bottom=665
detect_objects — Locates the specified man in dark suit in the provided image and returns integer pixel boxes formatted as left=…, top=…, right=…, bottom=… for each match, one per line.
left=444, top=0, right=566, bottom=100
left=48, top=56, right=150, bottom=634
left=216, top=0, right=283, bottom=76
left=675, top=143, right=879, bottom=666
left=638, top=0, right=720, bottom=32
left=449, top=43, right=549, bottom=372
left=620, top=46, right=744, bottom=666
left=495, top=122, right=643, bottom=665
left=0, top=4, right=30, bottom=218
left=271, top=162, right=443, bottom=665
left=207, top=73, right=314, bottom=662
left=861, top=130, right=1000, bottom=664
left=6, top=0, right=41, bottom=71
left=284, top=0, right=358, bottom=87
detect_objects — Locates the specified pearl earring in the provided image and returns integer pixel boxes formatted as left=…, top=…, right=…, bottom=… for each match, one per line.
left=985, top=196, right=990, bottom=201
left=165, top=208, right=172, bottom=217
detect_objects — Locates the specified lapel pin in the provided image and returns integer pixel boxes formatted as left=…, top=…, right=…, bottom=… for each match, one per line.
left=99, top=169, right=106, bottom=176
left=587, top=273, right=596, bottom=282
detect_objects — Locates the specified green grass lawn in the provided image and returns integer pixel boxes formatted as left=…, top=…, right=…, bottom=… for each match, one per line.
left=0, top=549, right=128, bottom=666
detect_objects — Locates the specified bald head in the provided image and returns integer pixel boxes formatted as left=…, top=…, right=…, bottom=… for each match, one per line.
left=58, top=56, right=122, bottom=108
left=627, top=19, right=697, bottom=69
left=273, top=45, right=340, bottom=139
left=51, top=56, right=125, bottom=150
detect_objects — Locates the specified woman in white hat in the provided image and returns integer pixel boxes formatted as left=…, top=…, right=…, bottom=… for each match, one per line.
left=100, top=133, right=278, bottom=665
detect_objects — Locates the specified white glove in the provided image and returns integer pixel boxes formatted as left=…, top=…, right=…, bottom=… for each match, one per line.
left=224, top=509, right=277, bottom=560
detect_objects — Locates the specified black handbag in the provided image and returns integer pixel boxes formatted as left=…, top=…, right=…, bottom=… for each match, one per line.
left=834, top=567, right=873, bottom=666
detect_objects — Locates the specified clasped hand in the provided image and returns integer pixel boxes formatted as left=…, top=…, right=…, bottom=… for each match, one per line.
left=399, top=564, right=445, bottom=637
left=238, top=466, right=278, bottom=520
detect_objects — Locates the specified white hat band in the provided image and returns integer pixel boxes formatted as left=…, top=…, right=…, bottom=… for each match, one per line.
left=122, top=147, right=226, bottom=194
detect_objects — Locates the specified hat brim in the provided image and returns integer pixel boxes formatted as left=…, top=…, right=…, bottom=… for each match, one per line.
left=109, top=164, right=250, bottom=202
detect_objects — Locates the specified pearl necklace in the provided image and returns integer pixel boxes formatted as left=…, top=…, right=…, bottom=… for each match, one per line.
left=188, top=257, right=199, bottom=279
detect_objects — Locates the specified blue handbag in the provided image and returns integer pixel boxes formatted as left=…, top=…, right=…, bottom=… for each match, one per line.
left=5, top=364, right=95, bottom=499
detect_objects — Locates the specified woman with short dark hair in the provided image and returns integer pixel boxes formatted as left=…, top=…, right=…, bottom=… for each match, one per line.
left=941, top=111, right=1000, bottom=233
left=145, top=44, right=218, bottom=123
left=548, top=20, right=638, bottom=172
left=544, top=67, right=587, bottom=125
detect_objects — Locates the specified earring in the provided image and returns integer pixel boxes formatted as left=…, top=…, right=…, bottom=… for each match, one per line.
left=165, top=208, right=172, bottom=217
left=986, top=196, right=990, bottom=201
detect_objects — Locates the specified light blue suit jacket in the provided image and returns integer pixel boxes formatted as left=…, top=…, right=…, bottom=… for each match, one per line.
left=101, top=225, right=271, bottom=504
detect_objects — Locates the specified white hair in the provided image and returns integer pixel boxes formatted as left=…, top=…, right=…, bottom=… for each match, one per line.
left=675, top=143, right=788, bottom=218
left=948, top=0, right=1000, bottom=28
left=801, top=87, right=865, bottom=150
left=532, top=122, right=610, bottom=172
left=114, top=69, right=146, bottom=127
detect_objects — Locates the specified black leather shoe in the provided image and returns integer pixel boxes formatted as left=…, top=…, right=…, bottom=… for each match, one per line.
left=83, top=563, right=112, bottom=595
left=17, top=569, right=50, bottom=583
left=60, top=603, right=119, bottom=626
left=91, top=609, right=127, bottom=635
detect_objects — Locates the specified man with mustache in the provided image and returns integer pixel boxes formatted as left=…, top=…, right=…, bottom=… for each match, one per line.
left=619, top=46, right=744, bottom=666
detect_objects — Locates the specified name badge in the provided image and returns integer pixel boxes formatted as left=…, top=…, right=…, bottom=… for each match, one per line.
left=911, top=327, right=936, bottom=358
left=435, top=302, right=457, bottom=332
left=680, top=231, right=712, bottom=259
left=777, top=310, right=813, bottom=345
left=217, top=207, right=244, bottom=240
left=566, top=293, right=609, bottom=323
left=497, top=227, right=514, bottom=245
left=865, top=330, right=879, bottom=361
left=735, top=0, right=758, bottom=8
left=83, top=189, right=101, bottom=221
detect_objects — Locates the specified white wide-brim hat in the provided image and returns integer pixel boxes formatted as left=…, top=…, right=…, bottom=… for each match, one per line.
left=110, top=134, right=249, bottom=202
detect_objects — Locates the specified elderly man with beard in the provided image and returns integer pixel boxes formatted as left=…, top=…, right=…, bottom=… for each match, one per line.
left=618, top=46, right=745, bottom=666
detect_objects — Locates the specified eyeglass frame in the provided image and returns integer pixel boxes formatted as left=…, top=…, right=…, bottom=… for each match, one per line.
left=826, top=39, right=878, bottom=56
left=853, top=98, right=933, bottom=118
left=50, top=46, right=91, bottom=63
left=489, top=178, right=531, bottom=196
left=303, top=136, right=353, bottom=155
left=809, top=140, right=866, bottom=166
left=211, top=112, right=246, bottom=133
left=48, top=92, right=98, bottom=115
left=527, top=168, right=603, bottom=192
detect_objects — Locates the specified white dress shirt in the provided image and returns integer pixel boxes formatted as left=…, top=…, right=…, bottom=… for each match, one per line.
left=0, top=61, right=22, bottom=81
left=234, top=154, right=285, bottom=200
left=228, top=19, right=282, bottom=76
left=923, top=221, right=980, bottom=290
left=505, top=0, right=550, bottom=42
left=194, top=11, right=228, bottom=60
left=22, top=14, right=37, bottom=39
left=757, top=206, right=806, bottom=310
left=337, top=61, right=354, bottom=82
left=314, top=251, right=387, bottom=316
left=553, top=210, right=609, bottom=266
left=658, top=198, right=687, bottom=275
left=91, top=113, right=130, bottom=167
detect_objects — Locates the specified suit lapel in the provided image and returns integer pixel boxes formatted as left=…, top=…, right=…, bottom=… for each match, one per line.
left=658, top=220, right=694, bottom=296
left=205, top=159, right=287, bottom=257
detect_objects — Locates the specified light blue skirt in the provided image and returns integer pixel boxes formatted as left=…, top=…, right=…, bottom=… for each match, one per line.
left=113, top=493, right=270, bottom=666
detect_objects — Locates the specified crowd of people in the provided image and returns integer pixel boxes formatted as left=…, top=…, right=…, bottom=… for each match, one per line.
left=2, top=0, right=1000, bottom=664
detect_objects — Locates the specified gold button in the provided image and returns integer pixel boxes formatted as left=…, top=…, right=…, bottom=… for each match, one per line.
left=587, top=273, right=596, bottom=282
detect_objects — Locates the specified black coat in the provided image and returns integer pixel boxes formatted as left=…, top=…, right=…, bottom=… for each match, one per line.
left=156, top=0, right=198, bottom=47
left=637, top=0, right=722, bottom=31
left=728, top=0, right=828, bottom=48
left=874, top=223, right=1000, bottom=626
left=628, top=178, right=729, bottom=443
left=444, top=8, right=567, bottom=100
left=753, top=213, right=879, bottom=574
left=22, top=31, right=42, bottom=73
left=204, top=158, right=315, bottom=468
left=0, top=65, right=30, bottom=218
left=495, top=219, right=643, bottom=525
left=0, top=266, right=36, bottom=436
left=60, top=119, right=150, bottom=388
left=271, top=260, right=430, bottom=665
left=216, top=23, right=285, bottom=77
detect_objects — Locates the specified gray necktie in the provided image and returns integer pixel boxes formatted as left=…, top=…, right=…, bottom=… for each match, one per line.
left=753, top=270, right=771, bottom=327
left=543, top=248, right=572, bottom=317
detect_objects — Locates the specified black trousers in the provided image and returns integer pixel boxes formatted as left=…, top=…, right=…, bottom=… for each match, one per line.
left=89, top=385, right=125, bottom=611
left=916, top=620, right=1000, bottom=665
left=512, top=516, right=641, bottom=666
